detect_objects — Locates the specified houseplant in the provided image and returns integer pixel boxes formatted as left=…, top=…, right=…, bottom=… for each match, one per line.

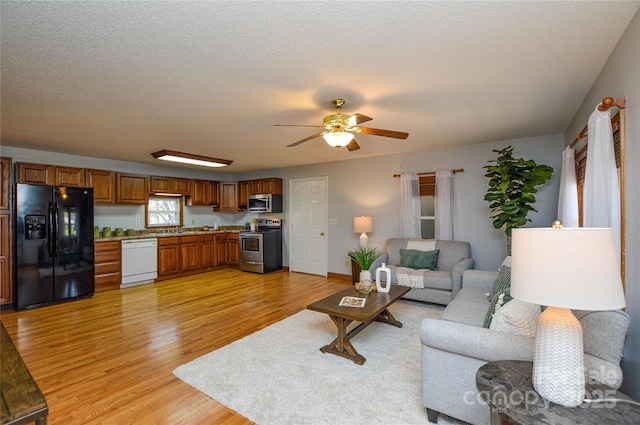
left=484, top=146, right=553, bottom=253
left=347, top=245, right=382, bottom=290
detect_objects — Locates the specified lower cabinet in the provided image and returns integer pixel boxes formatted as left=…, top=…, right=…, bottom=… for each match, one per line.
left=94, top=241, right=121, bottom=292
left=200, top=234, right=215, bottom=268
left=214, top=233, right=228, bottom=266
left=228, top=233, right=239, bottom=266
left=158, top=237, right=180, bottom=276
left=180, top=235, right=200, bottom=272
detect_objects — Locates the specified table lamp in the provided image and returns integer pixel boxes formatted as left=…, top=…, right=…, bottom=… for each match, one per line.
left=510, top=226, right=626, bottom=407
left=353, top=216, right=373, bottom=247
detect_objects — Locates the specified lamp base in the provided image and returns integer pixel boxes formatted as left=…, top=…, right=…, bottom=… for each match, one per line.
left=359, top=233, right=368, bottom=247
left=532, top=307, right=585, bottom=407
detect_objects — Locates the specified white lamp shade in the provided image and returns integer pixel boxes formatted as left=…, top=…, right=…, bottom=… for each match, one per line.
left=323, top=131, right=354, bottom=147
left=511, top=227, right=625, bottom=310
left=353, top=216, right=373, bottom=233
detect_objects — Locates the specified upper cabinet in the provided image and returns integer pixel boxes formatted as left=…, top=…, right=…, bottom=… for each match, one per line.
left=116, top=173, right=149, bottom=204
left=186, top=179, right=219, bottom=206
left=249, top=178, right=283, bottom=195
left=238, top=180, right=249, bottom=209
left=16, top=162, right=55, bottom=185
left=0, top=157, right=11, bottom=211
left=218, top=182, right=238, bottom=212
left=55, top=166, right=86, bottom=187
left=87, top=169, right=116, bottom=204
left=150, top=176, right=191, bottom=195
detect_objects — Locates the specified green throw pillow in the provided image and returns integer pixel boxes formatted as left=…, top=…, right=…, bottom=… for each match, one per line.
left=486, top=265, right=511, bottom=302
left=484, top=289, right=514, bottom=328
left=398, top=249, right=439, bottom=270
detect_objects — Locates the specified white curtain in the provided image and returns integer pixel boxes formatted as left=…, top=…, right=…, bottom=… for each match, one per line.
left=399, top=173, right=420, bottom=238
left=435, top=170, right=457, bottom=240
left=557, top=147, right=579, bottom=228
left=583, top=104, right=621, bottom=259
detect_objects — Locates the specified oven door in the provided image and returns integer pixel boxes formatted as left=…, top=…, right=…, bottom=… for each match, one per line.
left=239, top=233, right=264, bottom=273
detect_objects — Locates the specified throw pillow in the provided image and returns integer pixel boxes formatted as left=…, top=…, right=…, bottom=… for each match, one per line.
left=398, top=248, right=439, bottom=270
left=490, top=299, right=541, bottom=338
left=486, top=265, right=511, bottom=302
left=483, top=289, right=513, bottom=328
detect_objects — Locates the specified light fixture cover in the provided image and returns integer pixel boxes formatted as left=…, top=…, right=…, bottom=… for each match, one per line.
left=323, top=131, right=354, bottom=147
left=353, top=216, right=373, bottom=233
left=511, top=227, right=625, bottom=310
left=151, top=150, right=232, bottom=168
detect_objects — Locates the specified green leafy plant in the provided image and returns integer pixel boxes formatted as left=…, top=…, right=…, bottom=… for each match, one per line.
left=347, top=246, right=382, bottom=270
left=484, top=146, right=553, bottom=241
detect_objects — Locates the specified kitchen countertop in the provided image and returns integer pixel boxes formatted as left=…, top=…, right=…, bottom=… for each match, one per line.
left=95, top=228, right=245, bottom=242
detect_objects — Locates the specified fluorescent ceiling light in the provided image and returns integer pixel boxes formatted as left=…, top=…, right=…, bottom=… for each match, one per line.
left=151, top=150, right=232, bottom=168
left=322, top=131, right=354, bottom=147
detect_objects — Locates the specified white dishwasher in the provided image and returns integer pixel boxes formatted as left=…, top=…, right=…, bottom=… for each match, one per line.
left=121, top=238, right=158, bottom=288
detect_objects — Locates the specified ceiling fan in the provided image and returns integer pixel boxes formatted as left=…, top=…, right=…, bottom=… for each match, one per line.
left=275, top=98, right=409, bottom=151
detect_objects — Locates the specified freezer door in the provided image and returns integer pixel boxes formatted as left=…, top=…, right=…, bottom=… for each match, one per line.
left=15, top=184, right=55, bottom=308
left=53, top=187, right=95, bottom=300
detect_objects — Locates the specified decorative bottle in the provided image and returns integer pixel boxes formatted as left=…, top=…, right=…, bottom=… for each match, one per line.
left=376, top=263, right=391, bottom=293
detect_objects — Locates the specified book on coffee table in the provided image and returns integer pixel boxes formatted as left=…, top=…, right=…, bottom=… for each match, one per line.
left=339, top=296, right=366, bottom=308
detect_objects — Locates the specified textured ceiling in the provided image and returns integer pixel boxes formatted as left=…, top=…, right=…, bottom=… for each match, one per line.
left=1, top=1, right=638, bottom=173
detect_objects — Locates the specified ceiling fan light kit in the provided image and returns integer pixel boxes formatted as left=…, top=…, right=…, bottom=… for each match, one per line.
left=323, top=131, right=354, bottom=147
left=276, top=98, right=409, bottom=152
left=151, top=150, right=233, bottom=168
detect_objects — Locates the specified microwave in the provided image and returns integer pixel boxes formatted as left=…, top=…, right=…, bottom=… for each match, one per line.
left=248, top=194, right=283, bottom=213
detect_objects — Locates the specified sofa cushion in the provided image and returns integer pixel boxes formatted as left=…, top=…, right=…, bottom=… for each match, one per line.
left=385, top=239, right=409, bottom=266
left=424, top=270, right=453, bottom=290
left=484, top=289, right=513, bottom=328
left=398, top=248, right=439, bottom=270
left=489, top=299, right=541, bottom=338
left=440, top=288, right=489, bottom=327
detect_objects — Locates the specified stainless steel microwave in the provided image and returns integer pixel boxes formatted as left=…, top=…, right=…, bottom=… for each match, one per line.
left=248, top=194, right=283, bottom=213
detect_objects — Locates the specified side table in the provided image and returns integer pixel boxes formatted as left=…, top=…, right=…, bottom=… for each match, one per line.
left=475, top=360, right=639, bottom=425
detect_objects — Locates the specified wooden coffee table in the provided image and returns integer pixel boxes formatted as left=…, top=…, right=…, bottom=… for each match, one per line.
left=307, top=285, right=411, bottom=365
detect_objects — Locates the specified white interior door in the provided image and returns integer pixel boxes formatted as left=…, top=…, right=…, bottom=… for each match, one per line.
left=289, top=177, right=328, bottom=276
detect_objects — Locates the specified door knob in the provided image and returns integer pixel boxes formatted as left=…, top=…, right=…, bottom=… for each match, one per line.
left=320, top=232, right=325, bottom=236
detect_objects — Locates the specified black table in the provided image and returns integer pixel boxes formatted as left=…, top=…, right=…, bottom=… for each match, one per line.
left=476, top=360, right=639, bottom=425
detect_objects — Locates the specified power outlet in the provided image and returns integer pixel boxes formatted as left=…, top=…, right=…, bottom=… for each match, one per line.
left=135, top=220, right=140, bottom=227
left=191, top=219, right=195, bottom=225
left=345, top=259, right=349, bottom=267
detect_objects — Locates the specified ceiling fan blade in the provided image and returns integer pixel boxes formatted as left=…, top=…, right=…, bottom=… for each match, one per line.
left=346, top=114, right=373, bottom=126
left=346, top=139, right=360, bottom=151
left=359, top=127, right=409, bottom=139
left=274, top=124, right=325, bottom=128
left=286, top=132, right=324, bottom=147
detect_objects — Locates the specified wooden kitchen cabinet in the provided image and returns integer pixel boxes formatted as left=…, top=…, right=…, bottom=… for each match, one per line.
left=150, top=176, right=191, bottom=195
left=0, top=214, right=11, bottom=305
left=16, top=162, right=55, bottom=185
left=55, top=166, right=86, bottom=187
left=116, top=173, right=149, bottom=204
left=187, top=180, right=219, bottom=206
left=158, top=237, right=180, bottom=276
left=87, top=169, right=116, bottom=203
left=1, top=157, right=11, bottom=211
left=228, top=233, right=239, bottom=266
left=214, top=233, right=228, bottom=265
left=199, top=234, right=215, bottom=269
left=180, top=235, right=200, bottom=272
left=94, top=240, right=121, bottom=292
left=218, top=182, right=238, bottom=212
left=249, top=178, right=283, bottom=195
left=238, top=180, right=249, bottom=209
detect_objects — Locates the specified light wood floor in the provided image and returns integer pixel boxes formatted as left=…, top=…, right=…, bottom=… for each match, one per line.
left=0, top=269, right=351, bottom=424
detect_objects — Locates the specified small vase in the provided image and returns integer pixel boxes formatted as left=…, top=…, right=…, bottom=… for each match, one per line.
left=357, top=270, right=373, bottom=295
left=359, top=270, right=372, bottom=284
left=376, top=263, right=391, bottom=293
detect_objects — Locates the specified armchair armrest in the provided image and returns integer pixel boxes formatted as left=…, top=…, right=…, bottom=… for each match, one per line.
left=368, top=254, right=389, bottom=273
left=420, top=318, right=534, bottom=362
left=451, top=258, right=475, bottom=295
left=462, top=269, right=497, bottom=292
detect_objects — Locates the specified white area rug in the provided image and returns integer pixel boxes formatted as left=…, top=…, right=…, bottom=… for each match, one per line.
left=173, top=300, right=465, bottom=425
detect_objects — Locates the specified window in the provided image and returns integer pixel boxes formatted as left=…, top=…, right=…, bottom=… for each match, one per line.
left=419, top=175, right=435, bottom=239
left=147, top=196, right=182, bottom=227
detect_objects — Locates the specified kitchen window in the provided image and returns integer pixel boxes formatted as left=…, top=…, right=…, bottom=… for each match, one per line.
left=147, top=196, right=182, bottom=227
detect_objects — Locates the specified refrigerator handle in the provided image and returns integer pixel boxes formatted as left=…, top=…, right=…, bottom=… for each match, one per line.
left=48, top=202, right=55, bottom=257
left=53, top=202, right=60, bottom=257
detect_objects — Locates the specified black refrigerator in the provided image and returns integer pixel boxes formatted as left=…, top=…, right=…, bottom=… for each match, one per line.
left=15, top=184, right=95, bottom=310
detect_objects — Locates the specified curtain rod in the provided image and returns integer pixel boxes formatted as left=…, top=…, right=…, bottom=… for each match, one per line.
left=393, top=168, right=464, bottom=178
left=570, top=97, right=625, bottom=148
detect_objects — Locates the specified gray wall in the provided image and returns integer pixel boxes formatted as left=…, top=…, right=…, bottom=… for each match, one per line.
left=564, top=9, right=639, bottom=400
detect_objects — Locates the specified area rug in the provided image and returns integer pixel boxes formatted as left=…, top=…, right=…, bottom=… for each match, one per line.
left=173, top=300, right=464, bottom=425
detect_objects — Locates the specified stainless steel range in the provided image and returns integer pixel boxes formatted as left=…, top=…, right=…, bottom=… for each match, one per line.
left=239, top=218, right=282, bottom=274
